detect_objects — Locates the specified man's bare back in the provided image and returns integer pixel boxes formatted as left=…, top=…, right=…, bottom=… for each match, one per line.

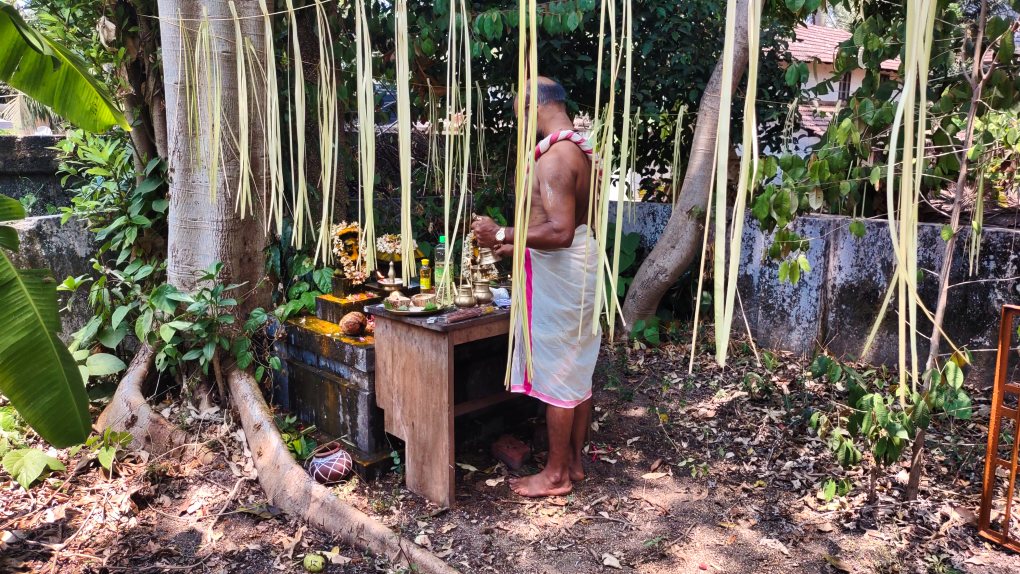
left=528, top=139, right=594, bottom=244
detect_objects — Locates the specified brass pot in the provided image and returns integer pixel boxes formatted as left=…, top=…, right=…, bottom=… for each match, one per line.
left=472, top=280, right=493, bottom=305
left=454, top=284, right=477, bottom=308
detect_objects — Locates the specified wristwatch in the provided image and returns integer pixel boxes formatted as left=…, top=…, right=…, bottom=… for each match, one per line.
left=495, top=227, right=506, bottom=242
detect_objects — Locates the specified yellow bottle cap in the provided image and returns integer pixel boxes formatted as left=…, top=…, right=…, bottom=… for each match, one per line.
left=421, top=259, right=430, bottom=266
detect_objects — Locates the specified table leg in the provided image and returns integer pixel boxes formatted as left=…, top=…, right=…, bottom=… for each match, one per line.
left=374, top=318, right=455, bottom=507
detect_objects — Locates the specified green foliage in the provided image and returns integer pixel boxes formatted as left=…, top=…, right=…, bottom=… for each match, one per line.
left=133, top=263, right=242, bottom=374
left=81, top=428, right=132, bottom=474
left=55, top=130, right=168, bottom=264
left=630, top=317, right=661, bottom=347
left=267, top=222, right=335, bottom=322
left=0, top=4, right=128, bottom=132
left=807, top=355, right=972, bottom=497
left=817, top=477, right=852, bottom=502
left=390, top=449, right=404, bottom=475
left=605, top=227, right=641, bottom=297
left=0, top=193, right=90, bottom=447
left=755, top=1, right=1020, bottom=280
left=70, top=348, right=127, bottom=386
left=0, top=406, right=28, bottom=457
left=55, top=130, right=169, bottom=366
left=2, top=447, right=65, bottom=489
left=276, top=414, right=317, bottom=462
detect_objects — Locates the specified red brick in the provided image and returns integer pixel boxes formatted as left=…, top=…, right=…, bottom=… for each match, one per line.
left=491, top=434, right=531, bottom=470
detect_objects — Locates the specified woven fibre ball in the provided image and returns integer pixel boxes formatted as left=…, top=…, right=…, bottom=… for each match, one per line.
left=338, top=311, right=368, bottom=335
left=307, top=447, right=353, bottom=484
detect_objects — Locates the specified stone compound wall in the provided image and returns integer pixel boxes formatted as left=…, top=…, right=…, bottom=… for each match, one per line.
left=0, top=136, right=67, bottom=215
left=9, top=216, right=96, bottom=342
left=611, top=201, right=1020, bottom=388
left=2, top=136, right=94, bottom=341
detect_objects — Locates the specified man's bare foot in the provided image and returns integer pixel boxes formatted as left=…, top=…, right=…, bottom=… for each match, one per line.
left=510, top=469, right=572, bottom=498
left=569, top=457, right=585, bottom=482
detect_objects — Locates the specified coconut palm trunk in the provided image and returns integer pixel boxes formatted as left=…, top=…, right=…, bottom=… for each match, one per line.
left=621, top=0, right=750, bottom=327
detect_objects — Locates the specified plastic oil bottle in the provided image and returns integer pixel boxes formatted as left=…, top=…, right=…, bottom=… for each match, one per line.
left=419, top=259, right=433, bottom=293
left=434, top=236, right=450, bottom=304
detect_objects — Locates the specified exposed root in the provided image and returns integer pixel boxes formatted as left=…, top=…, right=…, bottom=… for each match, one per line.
left=225, top=367, right=458, bottom=574
left=96, top=344, right=198, bottom=458
left=98, top=345, right=456, bottom=573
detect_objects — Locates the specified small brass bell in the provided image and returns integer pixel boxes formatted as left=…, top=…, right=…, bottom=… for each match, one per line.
left=478, top=248, right=500, bottom=267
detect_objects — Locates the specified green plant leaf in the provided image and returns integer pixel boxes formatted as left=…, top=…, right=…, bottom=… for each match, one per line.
left=96, top=445, right=115, bottom=471
left=945, top=361, right=964, bottom=390
left=85, top=353, right=126, bottom=377
left=0, top=5, right=129, bottom=133
left=98, top=324, right=127, bottom=349
left=940, top=224, right=954, bottom=242
left=110, top=305, right=130, bottom=330
left=848, top=220, right=866, bottom=238
left=0, top=225, right=20, bottom=251
left=0, top=194, right=27, bottom=222
left=2, top=447, right=65, bottom=489
left=0, top=251, right=89, bottom=447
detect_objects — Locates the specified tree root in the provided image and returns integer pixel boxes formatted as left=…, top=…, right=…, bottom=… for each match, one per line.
left=96, top=344, right=198, bottom=458
left=99, top=345, right=457, bottom=574
left=225, top=367, right=457, bottom=574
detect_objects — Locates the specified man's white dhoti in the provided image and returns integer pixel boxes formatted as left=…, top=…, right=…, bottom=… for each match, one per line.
left=510, top=225, right=601, bottom=407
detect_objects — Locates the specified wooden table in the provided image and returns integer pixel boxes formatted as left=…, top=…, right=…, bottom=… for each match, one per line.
left=368, top=304, right=513, bottom=507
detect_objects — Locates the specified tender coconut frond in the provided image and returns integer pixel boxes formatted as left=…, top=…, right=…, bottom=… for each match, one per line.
left=259, top=0, right=285, bottom=236
left=313, top=0, right=339, bottom=265
left=354, top=0, right=377, bottom=272
left=394, top=0, right=415, bottom=280
left=716, top=0, right=764, bottom=367
left=229, top=1, right=253, bottom=220
left=284, top=0, right=309, bottom=247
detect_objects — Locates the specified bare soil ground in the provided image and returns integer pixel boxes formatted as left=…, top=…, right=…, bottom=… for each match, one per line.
left=2, top=339, right=1018, bottom=573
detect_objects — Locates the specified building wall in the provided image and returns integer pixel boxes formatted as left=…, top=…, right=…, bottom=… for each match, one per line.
left=802, top=62, right=869, bottom=103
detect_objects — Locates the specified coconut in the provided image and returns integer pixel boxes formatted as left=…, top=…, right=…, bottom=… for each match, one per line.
left=338, top=312, right=367, bottom=335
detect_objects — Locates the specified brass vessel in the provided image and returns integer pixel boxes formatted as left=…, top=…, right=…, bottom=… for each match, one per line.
left=472, top=280, right=493, bottom=305
left=454, top=284, right=477, bottom=308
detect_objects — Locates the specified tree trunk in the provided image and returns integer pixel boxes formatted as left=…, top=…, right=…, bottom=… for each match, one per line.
left=117, top=1, right=166, bottom=171
left=101, top=5, right=453, bottom=570
left=158, top=0, right=268, bottom=315
left=906, top=0, right=991, bottom=501
left=621, top=0, right=750, bottom=326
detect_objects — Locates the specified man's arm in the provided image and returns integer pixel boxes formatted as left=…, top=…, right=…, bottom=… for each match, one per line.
left=473, top=156, right=577, bottom=250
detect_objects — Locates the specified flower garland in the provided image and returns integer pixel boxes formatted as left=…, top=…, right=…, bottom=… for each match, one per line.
left=331, top=221, right=368, bottom=285
left=376, top=233, right=417, bottom=257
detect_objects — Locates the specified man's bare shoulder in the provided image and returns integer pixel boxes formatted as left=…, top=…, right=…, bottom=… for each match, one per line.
left=536, top=143, right=587, bottom=181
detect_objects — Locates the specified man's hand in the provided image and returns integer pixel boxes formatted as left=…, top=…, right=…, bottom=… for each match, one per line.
left=494, top=244, right=514, bottom=259
left=471, top=216, right=502, bottom=249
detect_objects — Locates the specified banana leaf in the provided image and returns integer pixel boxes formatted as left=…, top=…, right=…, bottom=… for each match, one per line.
left=0, top=195, right=89, bottom=447
left=0, top=4, right=129, bottom=133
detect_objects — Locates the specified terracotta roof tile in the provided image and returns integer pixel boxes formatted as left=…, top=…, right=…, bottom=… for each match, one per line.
left=790, top=24, right=899, bottom=72
left=798, top=104, right=837, bottom=137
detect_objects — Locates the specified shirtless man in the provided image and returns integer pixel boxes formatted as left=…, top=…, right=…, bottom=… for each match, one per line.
left=472, top=77, right=600, bottom=498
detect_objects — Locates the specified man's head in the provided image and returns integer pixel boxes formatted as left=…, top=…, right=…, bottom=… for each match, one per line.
left=515, top=76, right=569, bottom=138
